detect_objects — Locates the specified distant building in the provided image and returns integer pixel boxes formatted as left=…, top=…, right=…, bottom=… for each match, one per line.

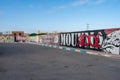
left=12, top=31, right=27, bottom=42
left=12, top=31, right=24, bottom=37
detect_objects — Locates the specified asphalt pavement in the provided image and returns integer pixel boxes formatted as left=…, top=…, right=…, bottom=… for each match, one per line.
left=0, top=43, right=120, bottom=80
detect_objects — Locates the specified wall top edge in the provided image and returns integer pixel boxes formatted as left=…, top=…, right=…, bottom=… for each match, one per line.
left=60, top=28, right=120, bottom=34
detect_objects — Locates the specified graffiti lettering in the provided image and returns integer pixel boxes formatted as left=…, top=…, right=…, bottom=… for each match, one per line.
left=77, top=32, right=103, bottom=49
left=60, top=31, right=105, bottom=50
left=16, top=36, right=27, bottom=42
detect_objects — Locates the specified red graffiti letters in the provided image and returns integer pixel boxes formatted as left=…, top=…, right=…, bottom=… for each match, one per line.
left=78, top=32, right=102, bottom=49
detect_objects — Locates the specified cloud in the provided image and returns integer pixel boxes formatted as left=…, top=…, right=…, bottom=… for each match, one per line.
left=48, top=5, right=67, bottom=13
left=71, top=0, right=89, bottom=6
left=71, top=0, right=105, bottom=6
left=48, top=0, right=106, bottom=13
left=58, top=0, right=105, bottom=9
left=94, top=0, right=106, bottom=4
left=58, top=5, right=67, bottom=9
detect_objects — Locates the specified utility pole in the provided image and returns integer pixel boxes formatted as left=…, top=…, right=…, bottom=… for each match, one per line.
left=119, top=44, right=120, bottom=55
left=86, top=24, right=89, bottom=30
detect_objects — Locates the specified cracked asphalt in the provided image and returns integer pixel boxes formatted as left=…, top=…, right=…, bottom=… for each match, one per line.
left=0, top=43, right=120, bottom=80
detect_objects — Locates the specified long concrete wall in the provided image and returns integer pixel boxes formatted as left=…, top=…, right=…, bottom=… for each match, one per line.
left=60, top=28, right=120, bottom=55
left=0, top=28, right=120, bottom=55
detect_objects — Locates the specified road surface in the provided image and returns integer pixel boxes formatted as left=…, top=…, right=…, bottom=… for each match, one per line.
left=0, top=43, right=120, bottom=80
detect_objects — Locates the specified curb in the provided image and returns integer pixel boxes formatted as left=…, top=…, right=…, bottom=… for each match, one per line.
left=38, top=43, right=87, bottom=54
left=29, top=43, right=120, bottom=59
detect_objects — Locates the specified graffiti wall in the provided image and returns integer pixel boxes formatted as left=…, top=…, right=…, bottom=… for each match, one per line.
left=102, top=29, right=120, bottom=54
left=0, top=28, right=119, bottom=55
left=60, top=28, right=120, bottom=55
left=27, top=36, right=38, bottom=43
left=0, top=35, right=14, bottom=43
left=15, top=36, right=27, bottom=42
left=38, top=33, right=59, bottom=45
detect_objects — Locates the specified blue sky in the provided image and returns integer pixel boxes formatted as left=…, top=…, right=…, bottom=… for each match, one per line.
left=0, top=0, right=120, bottom=33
